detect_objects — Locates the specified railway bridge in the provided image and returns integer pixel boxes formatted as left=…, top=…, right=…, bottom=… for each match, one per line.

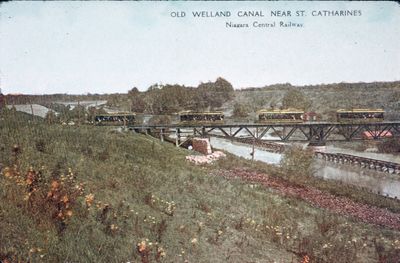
left=130, top=121, right=400, bottom=145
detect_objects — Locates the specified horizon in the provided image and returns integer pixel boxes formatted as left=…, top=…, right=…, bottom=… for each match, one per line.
left=2, top=79, right=400, bottom=96
left=1, top=1, right=399, bottom=94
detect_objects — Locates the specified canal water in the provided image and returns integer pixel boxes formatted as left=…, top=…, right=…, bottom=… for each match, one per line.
left=209, top=137, right=400, bottom=199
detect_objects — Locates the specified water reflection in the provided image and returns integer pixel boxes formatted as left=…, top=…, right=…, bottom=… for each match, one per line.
left=325, top=145, right=400, bottom=163
left=210, top=137, right=400, bottom=199
left=210, top=137, right=281, bottom=164
left=315, top=161, right=400, bottom=199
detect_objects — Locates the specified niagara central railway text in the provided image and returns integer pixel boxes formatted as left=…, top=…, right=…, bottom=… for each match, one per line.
left=226, top=21, right=304, bottom=28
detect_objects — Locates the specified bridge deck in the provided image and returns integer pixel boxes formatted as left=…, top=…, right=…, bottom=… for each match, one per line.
left=130, top=121, right=400, bottom=142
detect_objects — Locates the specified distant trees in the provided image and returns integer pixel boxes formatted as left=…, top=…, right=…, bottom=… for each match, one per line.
left=128, top=87, right=146, bottom=113
left=44, top=111, right=58, bottom=124
left=87, top=106, right=107, bottom=122
left=128, top=77, right=235, bottom=114
left=196, top=77, right=235, bottom=109
left=389, top=91, right=400, bottom=111
left=282, top=90, right=311, bottom=110
left=233, top=103, right=248, bottom=118
left=44, top=103, right=108, bottom=124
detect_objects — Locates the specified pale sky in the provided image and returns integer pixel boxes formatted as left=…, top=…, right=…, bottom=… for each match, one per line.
left=1, top=1, right=399, bottom=94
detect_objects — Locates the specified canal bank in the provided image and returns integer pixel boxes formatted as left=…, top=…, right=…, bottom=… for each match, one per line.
left=210, top=137, right=400, bottom=199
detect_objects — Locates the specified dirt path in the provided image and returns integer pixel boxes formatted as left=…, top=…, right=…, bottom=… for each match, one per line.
left=213, top=168, right=400, bottom=230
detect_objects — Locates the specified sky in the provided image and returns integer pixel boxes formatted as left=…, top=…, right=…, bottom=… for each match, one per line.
left=0, top=1, right=399, bottom=94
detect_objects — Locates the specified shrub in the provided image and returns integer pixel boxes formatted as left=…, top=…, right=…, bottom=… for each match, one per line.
left=233, top=103, right=248, bottom=118
left=377, top=138, right=400, bottom=153
left=280, top=145, right=314, bottom=177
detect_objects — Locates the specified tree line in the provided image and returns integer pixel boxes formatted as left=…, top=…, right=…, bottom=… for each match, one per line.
left=125, top=77, right=235, bottom=114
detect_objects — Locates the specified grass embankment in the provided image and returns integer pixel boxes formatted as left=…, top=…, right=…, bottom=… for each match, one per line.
left=216, top=154, right=400, bottom=215
left=0, top=112, right=400, bottom=262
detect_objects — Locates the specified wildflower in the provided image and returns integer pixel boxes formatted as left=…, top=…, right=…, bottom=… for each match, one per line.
left=110, top=224, right=119, bottom=231
left=217, top=230, right=223, bottom=236
left=23, top=193, right=31, bottom=201
left=51, top=180, right=60, bottom=190
left=57, top=212, right=64, bottom=219
left=3, top=167, right=12, bottom=177
left=157, top=247, right=166, bottom=258
left=301, top=255, right=310, bottom=263
left=137, top=240, right=147, bottom=253
left=85, top=193, right=95, bottom=207
left=191, top=238, right=198, bottom=245
left=61, top=195, right=69, bottom=204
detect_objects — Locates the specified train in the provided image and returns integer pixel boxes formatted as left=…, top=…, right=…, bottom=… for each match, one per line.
left=94, top=108, right=385, bottom=126
left=94, top=112, right=136, bottom=126
left=178, top=111, right=224, bottom=124
left=257, top=109, right=304, bottom=123
left=336, top=109, right=384, bottom=123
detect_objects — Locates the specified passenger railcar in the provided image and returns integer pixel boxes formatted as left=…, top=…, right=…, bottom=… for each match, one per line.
left=257, top=109, right=304, bottom=123
left=94, top=112, right=136, bottom=126
left=178, top=111, right=224, bottom=124
left=336, top=109, right=384, bottom=123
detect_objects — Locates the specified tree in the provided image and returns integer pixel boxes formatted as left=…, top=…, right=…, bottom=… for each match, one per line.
left=87, top=106, right=107, bottom=122
left=45, top=110, right=58, bottom=124
left=128, top=87, right=146, bottom=113
left=282, top=90, right=311, bottom=110
left=280, top=145, right=314, bottom=177
left=69, top=105, right=87, bottom=124
left=197, top=77, right=235, bottom=109
left=233, top=103, right=248, bottom=118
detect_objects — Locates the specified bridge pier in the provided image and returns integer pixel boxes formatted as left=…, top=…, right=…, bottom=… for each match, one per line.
left=175, top=128, right=181, bottom=147
left=160, top=128, right=164, bottom=142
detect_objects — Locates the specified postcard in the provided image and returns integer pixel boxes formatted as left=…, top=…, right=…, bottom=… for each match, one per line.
left=1, top=1, right=399, bottom=262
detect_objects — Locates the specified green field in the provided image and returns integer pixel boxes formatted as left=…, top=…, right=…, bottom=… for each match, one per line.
left=1, top=111, right=399, bottom=262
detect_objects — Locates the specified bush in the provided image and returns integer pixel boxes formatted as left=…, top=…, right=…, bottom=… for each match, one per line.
left=377, top=138, right=400, bottom=153
left=148, top=115, right=171, bottom=125
left=280, top=145, right=314, bottom=177
left=233, top=103, right=248, bottom=118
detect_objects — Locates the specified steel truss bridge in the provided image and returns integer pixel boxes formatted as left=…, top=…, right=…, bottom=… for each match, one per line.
left=130, top=121, right=400, bottom=145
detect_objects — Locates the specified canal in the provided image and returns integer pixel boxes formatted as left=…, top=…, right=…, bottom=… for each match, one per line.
left=210, top=137, right=400, bottom=199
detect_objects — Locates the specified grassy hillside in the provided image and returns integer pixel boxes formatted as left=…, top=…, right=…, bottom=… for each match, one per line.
left=1, top=111, right=400, bottom=262
left=234, top=81, right=400, bottom=120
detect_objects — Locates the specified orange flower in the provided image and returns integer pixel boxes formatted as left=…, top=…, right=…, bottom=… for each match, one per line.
left=57, top=211, right=64, bottom=219
left=61, top=195, right=69, bottom=204
left=65, top=210, right=73, bottom=217
left=3, top=167, right=15, bottom=178
left=85, top=193, right=95, bottom=207
left=138, top=241, right=147, bottom=252
left=301, top=255, right=310, bottom=263
left=51, top=180, right=60, bottom=190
